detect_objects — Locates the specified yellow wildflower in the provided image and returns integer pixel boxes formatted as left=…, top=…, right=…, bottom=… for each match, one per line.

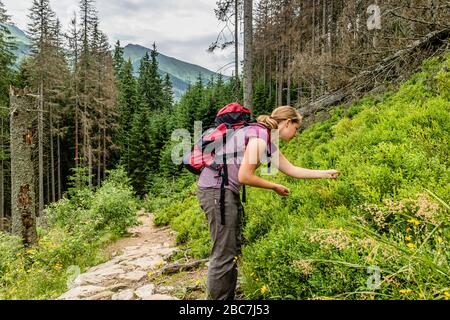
left=195, top=280, right=201, bottom=286
left=147, top=271, right=153, bottom=278
left=444, top=292, right=450, bottom=300
left=16, top=252, right=22, bottom=257
left=405, top=236, right=412, bottom=241
left=260, top=285, right=268, bottom=295
left=399, top=289, right=414, bottom=294
left=406, top=227, right=411, bottom=233
left=26, top=249, right=35, bottom=255
left=156, top=260, right=164, bottom=268
left=406, top=243, right=415, bottom=249
left=407, top=218, right=420, bottom=226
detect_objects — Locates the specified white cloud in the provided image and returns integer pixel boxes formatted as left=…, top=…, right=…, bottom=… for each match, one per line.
left=2, top=0, right=240, bottom=76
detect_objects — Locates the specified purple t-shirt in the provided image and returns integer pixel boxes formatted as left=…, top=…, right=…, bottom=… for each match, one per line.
left=197, top=124, right=277, bottom=194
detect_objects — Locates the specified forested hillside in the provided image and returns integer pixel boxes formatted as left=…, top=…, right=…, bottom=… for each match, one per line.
left=150, top=54, right=450, bottom=299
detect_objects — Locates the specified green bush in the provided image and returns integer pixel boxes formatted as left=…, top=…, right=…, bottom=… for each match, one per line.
left=0, top=166, right=139, bottom=299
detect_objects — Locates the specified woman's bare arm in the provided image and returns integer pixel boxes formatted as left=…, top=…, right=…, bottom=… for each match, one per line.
left=274, top=150, right=338, bottom=179
left=238, top=138, right=290, bottom=196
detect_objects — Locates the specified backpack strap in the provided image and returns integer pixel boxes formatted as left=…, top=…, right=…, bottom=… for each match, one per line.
left=266, top=127, right=272, bottom=174
left=219, top=132, right=229, bottom=225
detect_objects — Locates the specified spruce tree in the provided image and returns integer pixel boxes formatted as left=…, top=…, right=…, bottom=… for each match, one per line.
left=26, top=0, right=58, bottom=216
left=162, top=73, right=174, bottom=110
left=116, top=59, right=139, bottom=172
left=0, top=0, right=15, bottom=230
left=113, top=40, right=124, bottom=77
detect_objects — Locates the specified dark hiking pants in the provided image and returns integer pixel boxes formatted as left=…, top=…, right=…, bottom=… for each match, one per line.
left=197, top=187, right=244, bottom=300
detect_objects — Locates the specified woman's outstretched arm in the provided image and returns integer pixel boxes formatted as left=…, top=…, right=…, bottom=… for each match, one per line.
left=274, top=150, right=339, bottom=179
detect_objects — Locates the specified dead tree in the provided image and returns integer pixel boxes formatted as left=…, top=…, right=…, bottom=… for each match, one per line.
left=10, top=87, right=37, bottom=245
left=298, top=28, right=450, bottom=126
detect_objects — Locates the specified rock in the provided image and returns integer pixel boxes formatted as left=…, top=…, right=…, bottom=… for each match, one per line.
left=118, top=270, right=148, bottom=282
left=135, top=284, right=156, bottom=300
left=87, top=291, right=115, bottom=300
left=59, top=285, right=106, bottom=300
left=112, top=289, right=135, bottom=300
left=142, top=294, right=179, bottom=300
left=124, top=256, right=164, bottom=269
left=119, top=248, right=150, bottom=260
left=89, top=258, right=121, bottom=272
left=74, top=265, right=126, bottom=285
left=106, top=283, right=130, bottom=292
left=157, top=286, right=175, bottom=294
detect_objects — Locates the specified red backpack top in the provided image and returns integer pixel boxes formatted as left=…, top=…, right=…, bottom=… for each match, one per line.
left=182, top=102, right=272, bottom=225
left=182, top=102, right=271, bottom=175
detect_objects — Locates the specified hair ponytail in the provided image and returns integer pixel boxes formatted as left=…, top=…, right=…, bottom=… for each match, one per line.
left=256, top=115, right=279, bottom=129
left=257, top=106, right=303, bottom=129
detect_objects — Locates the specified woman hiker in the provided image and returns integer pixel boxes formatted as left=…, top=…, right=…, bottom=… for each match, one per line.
left=196, top=105, right=339, bottom=300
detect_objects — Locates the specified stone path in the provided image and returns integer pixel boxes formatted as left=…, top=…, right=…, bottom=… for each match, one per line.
left=59, top=211, right=182, bottom=300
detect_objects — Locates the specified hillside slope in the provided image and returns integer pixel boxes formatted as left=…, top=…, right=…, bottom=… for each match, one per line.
left=149, top=53, right=450, bottom=300
left=1, top=24, right=31, bottom=63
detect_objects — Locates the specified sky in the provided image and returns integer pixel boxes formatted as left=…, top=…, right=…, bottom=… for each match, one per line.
left=2, top=0, right=239, bottom=76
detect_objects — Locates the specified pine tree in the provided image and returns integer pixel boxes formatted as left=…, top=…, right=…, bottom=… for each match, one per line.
left=116, top=59, right=139, bottom=172
left=162, top=73, right=174, bottom=110
left=138, top=44, right=164, bottom=112
left=127, top=105, right=152, bottom=195
left=66, top=12, right=81, bottom=167
left=78, top=0, right=99, bottom=187
left=26, top=0, right=58, bottom=216
left=113, top=40, right=125, bottom=77
left=0, top=0, right=15, bottom=230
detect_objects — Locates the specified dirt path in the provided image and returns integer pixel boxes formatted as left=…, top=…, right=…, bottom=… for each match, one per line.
left=58, top=210, right=208, bottom=300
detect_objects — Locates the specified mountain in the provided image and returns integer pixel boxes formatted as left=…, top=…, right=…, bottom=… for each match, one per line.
left=123, top=44, right=227, bottom=100
left=1, top=24, right=32, bottom=63
left=2, top=23, right=226, bottom=101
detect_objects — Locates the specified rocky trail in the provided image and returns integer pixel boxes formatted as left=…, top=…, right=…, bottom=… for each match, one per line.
left=58, top=210, right=208, bottom=300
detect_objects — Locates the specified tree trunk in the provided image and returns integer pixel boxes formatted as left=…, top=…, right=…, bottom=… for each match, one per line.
left=0, top=115, right=4, bottom=231
left=287, top=42, right=291, bottom=106
left=311, top=0, right=316, bottom=101
left=234, top=0, right=239, bottom=81
left=103, top=126, right=106, bottom=180
left=88, top=139, right=92, bottom=188
left=10, top=87, right=37, bottom=245
left=49, top=103, right=55, bottom=202
left=97, top=127, right=101, bottom=187
left=321, top=0, right=326, bottom=95
left=277, top=49, right=283, bottom=106
left=243, top=0, right=253, bottom=111
left=38, top=81, right=44, bottom=217
left=57, top=123, right=61, bottom=200
left=75, top=95, right=79, bottom=167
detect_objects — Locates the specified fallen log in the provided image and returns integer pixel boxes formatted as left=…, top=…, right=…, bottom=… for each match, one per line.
left=298, top=28, right=450, bottom=122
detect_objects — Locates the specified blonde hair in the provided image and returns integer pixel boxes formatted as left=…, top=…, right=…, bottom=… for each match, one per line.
left=257, top=106, right=303, bottom=130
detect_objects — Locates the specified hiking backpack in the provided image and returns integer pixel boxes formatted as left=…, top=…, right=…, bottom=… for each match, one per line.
left=182, top=102, right=272, bottom=225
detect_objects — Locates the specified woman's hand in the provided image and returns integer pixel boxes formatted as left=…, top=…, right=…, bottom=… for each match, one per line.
left=322, top=170, right=339, bottom=179
left=272, top=184, right=290, bottom=196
